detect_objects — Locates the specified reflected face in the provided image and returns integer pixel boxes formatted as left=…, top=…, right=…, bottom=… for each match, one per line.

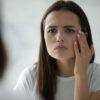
left=44, top=11, right=81, bottom=61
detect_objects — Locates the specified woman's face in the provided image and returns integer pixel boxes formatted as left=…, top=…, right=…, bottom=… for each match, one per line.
left=44, top=10, right=81, bottom=61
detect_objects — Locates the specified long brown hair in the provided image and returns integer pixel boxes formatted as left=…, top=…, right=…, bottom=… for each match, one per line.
left=37, top=0, right=95, bottom=100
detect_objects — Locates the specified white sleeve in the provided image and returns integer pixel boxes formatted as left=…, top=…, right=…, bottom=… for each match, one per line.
left=90, top=63, right=100, bottom=92
left=13, top=66, right=36, bottom=96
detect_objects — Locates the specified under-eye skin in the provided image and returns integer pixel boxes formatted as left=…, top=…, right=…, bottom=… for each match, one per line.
left=65, top=28, right=76, bottom=35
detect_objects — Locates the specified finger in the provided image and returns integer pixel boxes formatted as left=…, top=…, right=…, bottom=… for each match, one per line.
left=77, top=33, right=85, bottom=54
left=90, top=44, right=94, bottom=56
left=88, top=44, right=94, bottom=62
left=74, top=41, right=80, bottom=57
left=80, top=31, right=89, bottom=49
left=77, top=31, right=90, bottom=54
left=82, top=32, right=90, bottom=53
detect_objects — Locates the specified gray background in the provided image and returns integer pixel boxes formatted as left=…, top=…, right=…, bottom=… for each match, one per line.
left=2, top=0, right=100, bottom=88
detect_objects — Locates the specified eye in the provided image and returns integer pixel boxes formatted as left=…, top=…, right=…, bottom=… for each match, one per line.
left=47, top=28, right=57, bottom=35
left=65, top=28, right=76, bottom=34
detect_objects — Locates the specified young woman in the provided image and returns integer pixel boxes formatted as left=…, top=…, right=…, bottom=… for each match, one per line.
left=14, top=1, right=100, bottom=100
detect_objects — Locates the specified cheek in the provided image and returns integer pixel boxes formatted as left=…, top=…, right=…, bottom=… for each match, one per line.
left=69, top=35, right=77, bottom=47
left=45, top=37, right=53, bottom=53
left=68, top=36, right=77, bottom=54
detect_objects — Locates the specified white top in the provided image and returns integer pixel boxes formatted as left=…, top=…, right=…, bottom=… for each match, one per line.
left=14, top=62, right=100, bottom=100
left=0, top=83, right=32, bottom=100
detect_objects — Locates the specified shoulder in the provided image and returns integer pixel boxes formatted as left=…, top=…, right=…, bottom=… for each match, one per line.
left=88, top=62, right=100, bottom=92
left=88, top=62, right=100, bottom=76
left=18, top=63, right=37, bottom=81
left=14, top=63, right=38, bottom=95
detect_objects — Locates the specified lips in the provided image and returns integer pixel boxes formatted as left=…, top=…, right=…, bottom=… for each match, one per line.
left=54, top=45, right=67, bottom=51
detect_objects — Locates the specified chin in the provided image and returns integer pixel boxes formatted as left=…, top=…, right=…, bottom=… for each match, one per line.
left=51, top=54, right=75, bottom=61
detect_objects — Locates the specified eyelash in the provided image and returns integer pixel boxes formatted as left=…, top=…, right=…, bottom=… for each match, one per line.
left=47, top=28, right=57, bottom=34
left=47, top=28, right=76, bottom=35
left=65, top=28, right=76, bottom=34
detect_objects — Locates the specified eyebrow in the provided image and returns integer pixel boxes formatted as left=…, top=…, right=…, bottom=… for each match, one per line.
left=63, top=25, right=76, bottom=28
left=46, top=25, right=76, bottom=29
left=45, top=26, right=57, bottom=29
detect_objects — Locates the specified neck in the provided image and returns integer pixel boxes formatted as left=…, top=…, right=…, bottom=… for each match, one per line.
left=57, top=58, right=75, bottom=77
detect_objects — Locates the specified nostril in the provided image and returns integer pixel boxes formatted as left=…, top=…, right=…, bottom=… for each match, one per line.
left=57, top=38, right=64, bottom=42
left=56, top=32, right=64, bottom=42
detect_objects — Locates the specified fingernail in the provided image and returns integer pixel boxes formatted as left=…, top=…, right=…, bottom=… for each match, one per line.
left=79, top=30, right=81, bottom=33
left=77, top=34, right=80, bottom=37
left=81, top=32, right=84, bottom=34
left=75, top=41, right=77, bottom=45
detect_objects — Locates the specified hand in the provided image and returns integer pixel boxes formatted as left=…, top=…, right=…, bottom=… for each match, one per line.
left=74, top=30, right=94, bottom=77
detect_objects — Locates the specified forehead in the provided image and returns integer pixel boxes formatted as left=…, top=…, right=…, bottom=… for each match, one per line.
left=44, top=10, right=80, bottom=29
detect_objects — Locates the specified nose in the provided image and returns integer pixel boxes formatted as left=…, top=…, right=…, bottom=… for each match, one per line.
left=56, top=31, right=64, bottom=42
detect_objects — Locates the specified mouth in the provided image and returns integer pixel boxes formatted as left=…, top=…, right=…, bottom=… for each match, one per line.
left=54, top=45, right=67, bottom=51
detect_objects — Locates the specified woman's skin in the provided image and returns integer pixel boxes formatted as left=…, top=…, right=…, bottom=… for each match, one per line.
left=44, top=10, right=94, bottom=77
left=44, top=10, right=98, bottom=100
left=44, top=11, right=80, bottom=77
